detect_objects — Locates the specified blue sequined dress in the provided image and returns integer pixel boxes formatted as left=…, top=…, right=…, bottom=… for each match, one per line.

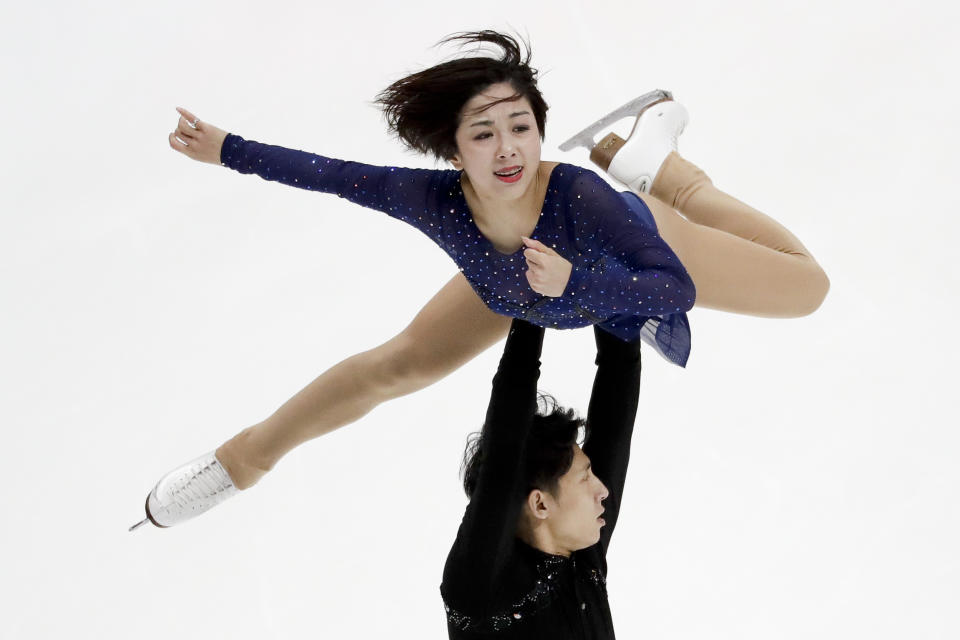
left=220, top=134, right=696, bottom=366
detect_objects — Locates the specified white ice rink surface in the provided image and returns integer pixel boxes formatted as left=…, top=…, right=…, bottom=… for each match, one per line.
left=1, top=1, right=957, bottom=638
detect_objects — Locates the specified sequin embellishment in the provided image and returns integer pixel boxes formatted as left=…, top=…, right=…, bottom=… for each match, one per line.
left=443, top=556, right=567, bottom=633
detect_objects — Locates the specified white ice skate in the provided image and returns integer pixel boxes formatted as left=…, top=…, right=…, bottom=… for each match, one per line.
left=560, top=90, right=688, bottom=194
left=129, top=450, right=238, bottom=530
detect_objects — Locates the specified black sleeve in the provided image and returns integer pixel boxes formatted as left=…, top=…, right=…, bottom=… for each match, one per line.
left=582, top=325, right=642, bottom=557
left=441, top=319, right=545, bottom=613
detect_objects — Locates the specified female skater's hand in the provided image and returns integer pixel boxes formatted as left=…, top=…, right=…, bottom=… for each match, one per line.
left=522, top=237, right=572, bottom=297
left=168, top=107, right=228, bottom=165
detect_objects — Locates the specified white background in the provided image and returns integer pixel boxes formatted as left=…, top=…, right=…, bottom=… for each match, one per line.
left=2, top=0, right=958, bottom=638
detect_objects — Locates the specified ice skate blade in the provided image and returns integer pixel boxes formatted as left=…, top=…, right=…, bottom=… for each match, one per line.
left=128, top=517, right=150, bottom=532
left=559, top=89, right=674, bottom=152
left=128, top=494, right=166, bottom=531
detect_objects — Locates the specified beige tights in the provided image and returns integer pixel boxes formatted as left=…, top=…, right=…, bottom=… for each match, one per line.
left=645, top=152, right=829, bottom=317
left=217, top=274, right=512, bottom=489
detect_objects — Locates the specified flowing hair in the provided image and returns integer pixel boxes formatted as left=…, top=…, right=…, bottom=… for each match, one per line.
left=374, top=30, right=549, bottom=160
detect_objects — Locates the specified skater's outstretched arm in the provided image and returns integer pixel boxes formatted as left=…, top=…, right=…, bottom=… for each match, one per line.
left=442, top=319, right=544, bottom=616
left=167, top=108, right=457, bottom=244
left=582, top=326, right=642, bottom=557
left=168, top=109, right=698, bottom=326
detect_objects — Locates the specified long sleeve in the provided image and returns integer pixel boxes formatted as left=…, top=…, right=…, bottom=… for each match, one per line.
left=441, top=319, right=545, bottom=614
left=582, top=325, right=642, bottom=557
left=562, top=170, right=696, bottom=319
left=219, top=133, right=458, bottom=242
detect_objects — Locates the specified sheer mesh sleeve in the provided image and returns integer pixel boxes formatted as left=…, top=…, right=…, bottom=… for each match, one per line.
left=219, top=133, right=457, bottom=243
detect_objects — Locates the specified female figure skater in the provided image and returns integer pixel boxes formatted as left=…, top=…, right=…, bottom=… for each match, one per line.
left=442, top=318, right=639, bottom=638
left=130, top=31, right=828, bottom=530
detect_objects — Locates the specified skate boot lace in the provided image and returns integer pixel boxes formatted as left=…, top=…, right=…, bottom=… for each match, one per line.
left=168, top=459, right=233, bottom=509
left=668, top=126, right=683, bottom=152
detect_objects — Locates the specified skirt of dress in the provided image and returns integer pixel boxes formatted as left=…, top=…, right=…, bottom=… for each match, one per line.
left=595, top=191, right=692, bottom=367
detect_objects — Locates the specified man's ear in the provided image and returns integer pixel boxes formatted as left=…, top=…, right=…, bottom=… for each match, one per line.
left=527, top=489, right=550, bottom=521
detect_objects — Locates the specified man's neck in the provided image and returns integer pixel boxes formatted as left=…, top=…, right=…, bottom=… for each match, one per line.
left=518, top=523, right=571, bottom=558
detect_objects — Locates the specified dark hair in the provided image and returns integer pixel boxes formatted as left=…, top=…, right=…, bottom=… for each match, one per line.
left=374, top=30, right=549, bottom=161
left=461, top=393, right=588, bottom=500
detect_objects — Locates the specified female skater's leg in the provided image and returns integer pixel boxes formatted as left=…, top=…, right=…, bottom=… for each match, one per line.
left=218, top=273, right=512, bottom=489
left=640, top=152, right=830, bottom=317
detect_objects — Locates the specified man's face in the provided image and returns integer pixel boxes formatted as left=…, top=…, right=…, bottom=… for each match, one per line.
left=542, top=446, right=610, bottom=552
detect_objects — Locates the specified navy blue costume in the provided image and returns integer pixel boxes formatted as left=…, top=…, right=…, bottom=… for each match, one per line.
left=220, top=134, right=696, bottom=365
left=440, top=319, right=642, bottom=638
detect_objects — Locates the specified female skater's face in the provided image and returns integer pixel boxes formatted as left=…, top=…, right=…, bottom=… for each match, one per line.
left=530, top=446, right=610, bottom=552
left=450, top=81, right=542, bottom=201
